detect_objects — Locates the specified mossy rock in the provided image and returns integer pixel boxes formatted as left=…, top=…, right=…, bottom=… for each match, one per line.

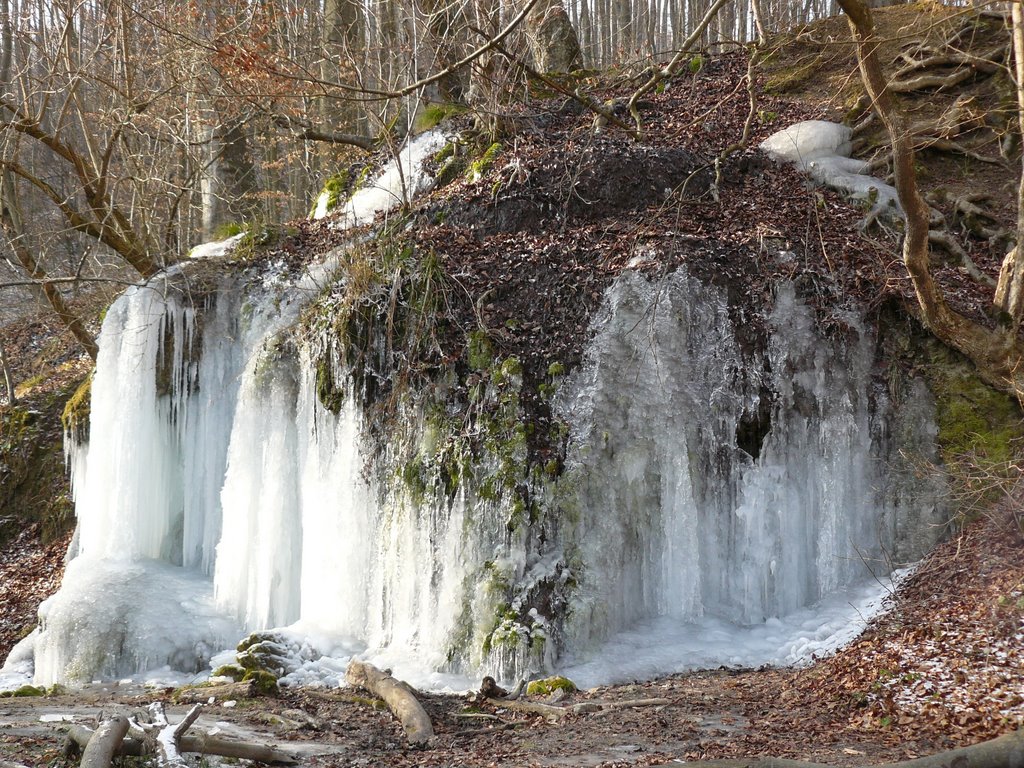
left=466, top=142, right=502, bottom=183
left=312, top=170, right=352, bottom=218
left=924, top=344, right=1023, bottom=464
left=61, top=375, right=92, bottom=444
left=467, top=330, right=494, bottom=371
left=236, top=631, right=282, bottom=653
left=242, top=668, right=279, bottom=695
left=414, top=102, right=468, bottom=132
left=526, top=676, right=577, bottom=697
left=0, top=685, right=46, bottom=698
left=435, top=154, right=468, bottom=189
left=212, top=664, right=247, bottom=681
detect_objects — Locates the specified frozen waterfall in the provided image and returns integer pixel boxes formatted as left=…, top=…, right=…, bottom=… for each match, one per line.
left=3, top=245, right=945, bottom=689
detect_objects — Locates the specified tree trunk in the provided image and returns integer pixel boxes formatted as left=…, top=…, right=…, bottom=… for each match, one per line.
left=0, top=175, right=99, bottom=360
left=202, top=118, right=262, bottom=240
left=322, top=0, right=369, bottom=133
left=345, top=660, right=434, bottom=747
left=993, top=0, right=1024, bottom=331
left=0, top=0, right=97, bottom=360
left=0, top=339, right=16, bottom=405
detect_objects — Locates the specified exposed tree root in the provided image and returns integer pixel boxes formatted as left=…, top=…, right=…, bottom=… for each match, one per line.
left=928, top=229, right=996, bottom=287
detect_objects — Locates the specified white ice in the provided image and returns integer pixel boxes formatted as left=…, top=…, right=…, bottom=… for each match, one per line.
left=8, top=127, right=944, bottom=694
left=760, top=120, right=900, bottom=218
left=312, top=131, right=448, bottom=224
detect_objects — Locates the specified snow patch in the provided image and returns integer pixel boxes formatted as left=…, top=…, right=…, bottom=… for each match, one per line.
left=313, top=130, right=448, bottom=224
left=761, top=120, right=900, bottom=220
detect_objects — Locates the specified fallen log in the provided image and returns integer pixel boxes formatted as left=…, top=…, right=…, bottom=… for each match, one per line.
left=581, top=697, right=673, bottom=716
left=679, top=729, right=1024, bottom=768
left=64, top=723, right=299, bottom=764
left=80, top=716, right=130, bottom=768
left=151, top=702, right=202, bottom=767
left=486, top=696, right=571, bottom=720
left=346, top=660, right=434, bottom=747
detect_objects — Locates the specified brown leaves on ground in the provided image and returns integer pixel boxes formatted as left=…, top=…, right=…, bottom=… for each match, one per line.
left=0, top=525, right=70, bottom=662
left=780, top=506, right=1024, bottom=749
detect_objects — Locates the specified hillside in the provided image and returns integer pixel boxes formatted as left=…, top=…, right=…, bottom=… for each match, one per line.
left=0, top=3, right=1022, bottom=765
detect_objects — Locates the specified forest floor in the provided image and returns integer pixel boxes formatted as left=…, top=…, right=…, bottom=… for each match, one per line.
left=1, top=2, right=1023, bottom=766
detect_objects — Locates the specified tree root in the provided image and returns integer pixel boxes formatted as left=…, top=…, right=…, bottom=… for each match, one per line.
left=953, top=193, right=1012, bottom=243
left=928, top=229, right=996, bottom=287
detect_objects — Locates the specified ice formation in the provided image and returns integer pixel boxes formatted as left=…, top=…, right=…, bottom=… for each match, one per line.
left=760, top=120, right=900, bottom=219
left=312, top=130, right=448, bottom=223
left=1, top=128, right=947, bottom=692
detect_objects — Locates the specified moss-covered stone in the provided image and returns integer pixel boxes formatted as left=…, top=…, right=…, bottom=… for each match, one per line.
left=466, top=142, right=502, bottom=183
left=526, top=676, right=576, bottom=697
left=0, top=685, right=46, bottom=698
left=924, top=344, right=1023, bottom=464
left=414, top=102, right=468, bottom=133
left=242, top=668, right=279, bottom=695
left=213, top=664, right=247, bottom=680
left=467, top=330, right=494, bottom=371
left=61, top=374, right=92, bottom=445
left=315, top=357, right=346, bottom=414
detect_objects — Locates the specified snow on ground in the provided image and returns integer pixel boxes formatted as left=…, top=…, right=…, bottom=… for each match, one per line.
left=760, top=120, right=900, bottom=222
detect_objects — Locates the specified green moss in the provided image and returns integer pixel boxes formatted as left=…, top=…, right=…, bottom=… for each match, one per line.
left=414, top=102, right=468, bottom=133
left=436, top=153, right=468, bottom=189
left=315, top=357, right=345, bottom=414
left=213, top=664, right=246, bottom=681
left=526, top=676, right=577, bottom=697
left=547, top=362, right=565, bottom=378
left=466, top=142, right=502, bottom=183
left=241, top=669, right=279, bottom=695
left=344, top=694, right=389, bottom=710
left=61, top=374, right=92, bottom=444
left=399, top=458, right=429, bottom=504
left=0, top=685, right=46, bottom=698
left=213, top=221, right=245, bottom=240
left=468, top=330, right=494, bottom=371
left=314, top=170, right=352, bottom=217
left=764, top=55, right=821, bottom=94
left=925, top=345, right=1023, bottom=464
